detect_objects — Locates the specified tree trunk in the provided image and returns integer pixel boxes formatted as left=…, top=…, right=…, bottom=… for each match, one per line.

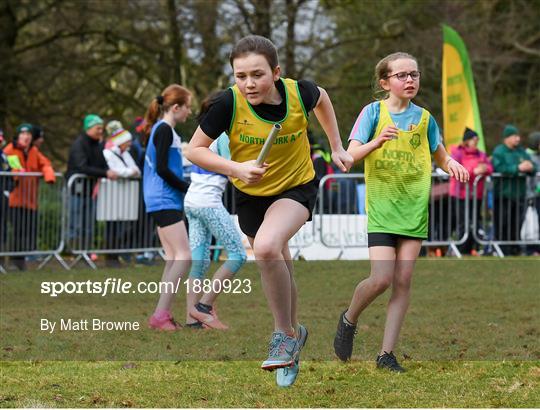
left=284, top=0, right=299, bottom=77
left=0, top=0, right=18, bottom=131
left=194, top=0, right=222, bottom=95
left=253, top=0, right=271, bottom=38
left=167, top=0, right=183, bottom=84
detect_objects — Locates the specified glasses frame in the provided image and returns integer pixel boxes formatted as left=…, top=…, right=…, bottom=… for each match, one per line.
left=386, top=71, right=421, bottom=82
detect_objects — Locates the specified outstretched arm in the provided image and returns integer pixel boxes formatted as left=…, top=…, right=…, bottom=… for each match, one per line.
left=433, top=144, right=469, bottom=182
left=313, top=87, right=353, bottom=172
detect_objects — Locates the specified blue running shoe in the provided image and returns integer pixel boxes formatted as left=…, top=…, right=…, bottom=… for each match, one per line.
left=276, top=324, right=308, bottom=387
left=261, top=331, right=298, bottom=371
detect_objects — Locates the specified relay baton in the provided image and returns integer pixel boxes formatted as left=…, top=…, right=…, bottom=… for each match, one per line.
left=255, top=123, right=282, bottom=166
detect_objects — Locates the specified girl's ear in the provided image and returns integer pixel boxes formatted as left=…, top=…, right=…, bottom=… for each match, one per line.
left=380, top=78, right=390, bottom=91
left=272, top=65, right=281, bottom=81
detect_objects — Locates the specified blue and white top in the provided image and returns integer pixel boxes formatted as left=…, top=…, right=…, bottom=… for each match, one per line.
left=143, top=120, right=185, bottom=212
left=349, top=101, right=441, bottom=153
left=184, top=133, right=230, bottom=209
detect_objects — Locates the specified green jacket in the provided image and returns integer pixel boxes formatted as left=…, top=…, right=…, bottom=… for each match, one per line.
left=492, top=144, right=537, bottom=200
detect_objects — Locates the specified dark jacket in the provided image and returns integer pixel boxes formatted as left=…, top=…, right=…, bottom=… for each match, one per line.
left=66, top=133, right=109, bottom=180
left=492, top=143, right=537, bottom=200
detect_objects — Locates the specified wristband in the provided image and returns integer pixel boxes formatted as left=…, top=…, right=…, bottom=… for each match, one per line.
left=445, top=157, right=454, bottom=167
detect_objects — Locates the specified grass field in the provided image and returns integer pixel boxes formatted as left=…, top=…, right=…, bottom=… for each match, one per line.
left=1, top=259, right=539, bottom=407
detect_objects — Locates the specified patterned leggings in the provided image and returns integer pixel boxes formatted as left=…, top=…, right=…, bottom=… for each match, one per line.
left=185, top=206, right=247, bottom=279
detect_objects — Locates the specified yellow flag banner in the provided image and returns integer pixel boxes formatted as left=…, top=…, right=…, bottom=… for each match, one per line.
left=442, top=24, right=485, bottom=152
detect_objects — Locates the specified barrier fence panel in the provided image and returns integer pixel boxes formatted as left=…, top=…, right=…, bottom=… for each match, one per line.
left=473, top=172, right=540, bottom=257
left=288, top=220, right=315, bottom=258
left=427, top=173, right=470, bottom=257
left=317, top=174, right=368, bottom=252
left=66, top=174, right=161, bottom=269
left=317, top=173, right=472, bottom=257
left=0, top=171, right=67, bottom=272
left=3, top=171, right=538, bottom=271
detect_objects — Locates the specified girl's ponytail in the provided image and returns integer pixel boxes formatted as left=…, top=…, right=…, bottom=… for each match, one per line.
left=142, top=98, right=162, bottom=144
left=142, top=85, right=191, bottom=144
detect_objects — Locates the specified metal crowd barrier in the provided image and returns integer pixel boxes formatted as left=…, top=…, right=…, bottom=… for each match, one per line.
left=472, top=172, right=540, bottom=257
left=316, top=173, right=472, bottom=257
left=3, top=171, right=538, bottom=271
left=428, top=172, right=470, bottom=256
left=0, top=171, right=67, bottom=272
left=288, top=221, right=316, bottom=258
left=66, top=174, right=161, bottom=269
left=317, top=174, right=367, bottom=252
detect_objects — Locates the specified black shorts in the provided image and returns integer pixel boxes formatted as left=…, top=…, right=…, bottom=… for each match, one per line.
left=368, top=232, right=424, bottom=248
left=235, top=178, right=318, bottom=238
left=149, top=209, right=184, bottom=228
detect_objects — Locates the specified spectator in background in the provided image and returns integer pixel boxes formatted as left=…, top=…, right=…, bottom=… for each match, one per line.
left=526, top=131, right=540, bottom=195
left=131, top=116, right=156, bottom=265
left=492, top=124, right=536, bottom=255
left=106, top=119, right=144, bottom=178
left=0, top=129, right=7, bottom=170
left=109, top=118, right=146, bottom=168
left=31, top=125, right=45, bottom=149
left=105, top=120, right=123, bottom=142
left=130, top=116, right=145, bottom=169
left=3, top=123, right=56, bottom=270
left=310, top=134, right=335, bottom=213
left=450, top=127, right=493, bottom=255
left=525, top=131, right=540, bottom=255
left=103, top=127, right=140, bottom=178
left=66, top=114, right=118, bottom=250
left=103, top=126, right=141, bottom=267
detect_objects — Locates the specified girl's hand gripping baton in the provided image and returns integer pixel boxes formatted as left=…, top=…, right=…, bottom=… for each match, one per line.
left=255, top=123, right=282, bottom=166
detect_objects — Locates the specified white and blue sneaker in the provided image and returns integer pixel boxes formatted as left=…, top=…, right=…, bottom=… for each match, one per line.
left=276, top=324, right=308, bottom=387
left=261, top=331, right=298, bottom=371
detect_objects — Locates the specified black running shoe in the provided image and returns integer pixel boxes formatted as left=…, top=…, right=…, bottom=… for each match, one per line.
left=185, top=321, right=204, bottom=329
left=333, top=310, right=357, bottom=362
left=376, top=351, right=405, bottom=372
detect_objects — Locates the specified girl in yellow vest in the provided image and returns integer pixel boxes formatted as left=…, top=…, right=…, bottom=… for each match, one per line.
left=333, top=52, right=469, bottom=372
left=186, top=35, right=352, bottom=386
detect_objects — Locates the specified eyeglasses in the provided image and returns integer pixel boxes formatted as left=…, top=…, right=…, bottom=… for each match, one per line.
left=386, top=71, right=421, bottom=81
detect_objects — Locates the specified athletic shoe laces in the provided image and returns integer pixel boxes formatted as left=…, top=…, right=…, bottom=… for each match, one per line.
left=268, top=333, right=288, bottom=357
left=379, top=351, right=401, bottom=369
left=338, top=321, right=357, bottom=341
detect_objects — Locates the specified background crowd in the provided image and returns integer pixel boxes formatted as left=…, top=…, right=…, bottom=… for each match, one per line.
left=1, top=115, right=539, bottom=270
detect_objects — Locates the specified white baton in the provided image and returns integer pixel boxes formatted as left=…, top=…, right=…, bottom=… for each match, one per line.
left=255, top=123, right=282, bottom=166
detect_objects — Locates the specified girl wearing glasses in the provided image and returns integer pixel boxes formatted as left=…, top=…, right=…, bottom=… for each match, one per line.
left=333, top=52, right=468, bottom=372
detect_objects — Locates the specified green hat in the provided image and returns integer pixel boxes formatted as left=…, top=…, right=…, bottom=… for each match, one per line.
left=83, top=114, right=104, bottom=131
left=502, top=124, right=519, bottom=139
left=16, top=123, right=33, bottom=134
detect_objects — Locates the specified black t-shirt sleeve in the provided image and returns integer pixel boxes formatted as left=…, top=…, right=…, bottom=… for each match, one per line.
left=153, top=124, right=190, bottom=193
left=199, top=89, right=234, bottom=139
left=297, top=80, right=321, bottom=113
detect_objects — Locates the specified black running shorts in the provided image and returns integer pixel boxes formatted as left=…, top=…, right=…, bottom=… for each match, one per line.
left=235, top=178, right=318, bottom=238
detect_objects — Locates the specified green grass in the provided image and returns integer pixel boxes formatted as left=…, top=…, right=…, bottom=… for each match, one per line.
left=1, top=360, right=538, bottom=407
left=1, top=259, right=539, bottom=407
